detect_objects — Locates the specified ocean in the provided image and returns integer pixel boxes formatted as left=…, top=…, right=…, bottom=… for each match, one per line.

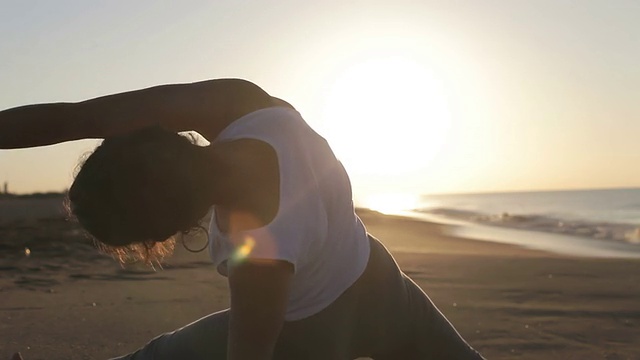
left=382, top=188, right=640, bottom=258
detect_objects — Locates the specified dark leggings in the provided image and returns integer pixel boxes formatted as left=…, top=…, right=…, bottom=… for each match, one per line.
left=111, top=236, right=485, bottom=359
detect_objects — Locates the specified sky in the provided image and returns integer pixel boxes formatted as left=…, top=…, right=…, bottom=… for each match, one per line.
left=1, top=0, right=639, bottom=204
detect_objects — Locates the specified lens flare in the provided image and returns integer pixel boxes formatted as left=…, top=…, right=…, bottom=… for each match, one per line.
left=232, top=236, right=256, bottom=262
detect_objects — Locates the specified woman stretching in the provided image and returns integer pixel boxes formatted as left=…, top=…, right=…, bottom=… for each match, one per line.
left=1, top=79, right=485, bottom=359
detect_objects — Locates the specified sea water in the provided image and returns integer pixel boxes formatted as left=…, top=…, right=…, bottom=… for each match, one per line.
left=399, top=188, right=640, bottom=258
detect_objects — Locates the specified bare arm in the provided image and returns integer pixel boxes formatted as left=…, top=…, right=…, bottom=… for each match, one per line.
left=227, top=259, right=293, bottom=360
left=0, top=78, right=277, bottom=149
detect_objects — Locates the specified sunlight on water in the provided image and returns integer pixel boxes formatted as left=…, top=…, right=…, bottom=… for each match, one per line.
left=363, top=193, right=421, bottom=215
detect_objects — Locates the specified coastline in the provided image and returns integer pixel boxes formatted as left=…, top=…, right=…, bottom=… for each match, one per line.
left=377, top=208, right=640, bottom=260
left=1, top=201, right=638, bottom=359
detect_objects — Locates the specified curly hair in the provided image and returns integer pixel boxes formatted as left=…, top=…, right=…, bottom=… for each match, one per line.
left=67, top=127, right=215, bottom=265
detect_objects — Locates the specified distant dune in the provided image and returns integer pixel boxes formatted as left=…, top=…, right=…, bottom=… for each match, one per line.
left=0, top=195, right=67, bottom=224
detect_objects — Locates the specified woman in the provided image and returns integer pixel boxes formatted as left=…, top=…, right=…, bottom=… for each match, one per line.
left=1, top=79, right=485, bottom=359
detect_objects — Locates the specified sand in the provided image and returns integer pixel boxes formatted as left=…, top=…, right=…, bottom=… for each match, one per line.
left=1, top=198, right=639, bottom=359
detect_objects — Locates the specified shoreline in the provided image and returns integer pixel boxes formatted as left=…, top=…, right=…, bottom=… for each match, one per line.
left=356, top=208, right=553, bottom=258
left=358, top=208, right=640, bottom=260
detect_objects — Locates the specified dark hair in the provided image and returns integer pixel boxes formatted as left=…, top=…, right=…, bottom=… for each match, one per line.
left=67, top=127, right=214, bottom=265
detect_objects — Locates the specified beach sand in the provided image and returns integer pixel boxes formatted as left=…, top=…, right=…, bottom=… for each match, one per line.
left=1, top=198, right=638, bottom=359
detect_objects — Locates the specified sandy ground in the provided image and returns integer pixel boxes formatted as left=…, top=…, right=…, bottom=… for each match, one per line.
left=1, top=198, right=639, bottom=359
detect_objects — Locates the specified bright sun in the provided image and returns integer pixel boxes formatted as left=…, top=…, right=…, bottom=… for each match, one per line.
left=320, top=56, right=451, bottom=178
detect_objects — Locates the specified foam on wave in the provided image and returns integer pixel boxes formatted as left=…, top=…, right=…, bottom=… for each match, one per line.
left=417, top=207, right=640, bottom=244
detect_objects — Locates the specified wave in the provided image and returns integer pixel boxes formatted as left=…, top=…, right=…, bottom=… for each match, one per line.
left=415, top=207, right=640, bottom=245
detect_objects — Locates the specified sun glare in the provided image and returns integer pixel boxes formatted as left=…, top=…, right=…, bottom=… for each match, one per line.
left=320, top=56, right=451, bottom=178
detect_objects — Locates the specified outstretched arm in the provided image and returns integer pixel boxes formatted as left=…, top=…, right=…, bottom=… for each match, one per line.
left=228, top=259, right=293, bottom=360
left=0, top=78, right=278, bottom=149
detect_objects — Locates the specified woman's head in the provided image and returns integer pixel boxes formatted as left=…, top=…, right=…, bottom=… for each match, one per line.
left=68, top=127, right=219, bottom=264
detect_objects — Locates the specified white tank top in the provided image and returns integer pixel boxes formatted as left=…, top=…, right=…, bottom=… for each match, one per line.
left=208, top=107, right=371, bottom=321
